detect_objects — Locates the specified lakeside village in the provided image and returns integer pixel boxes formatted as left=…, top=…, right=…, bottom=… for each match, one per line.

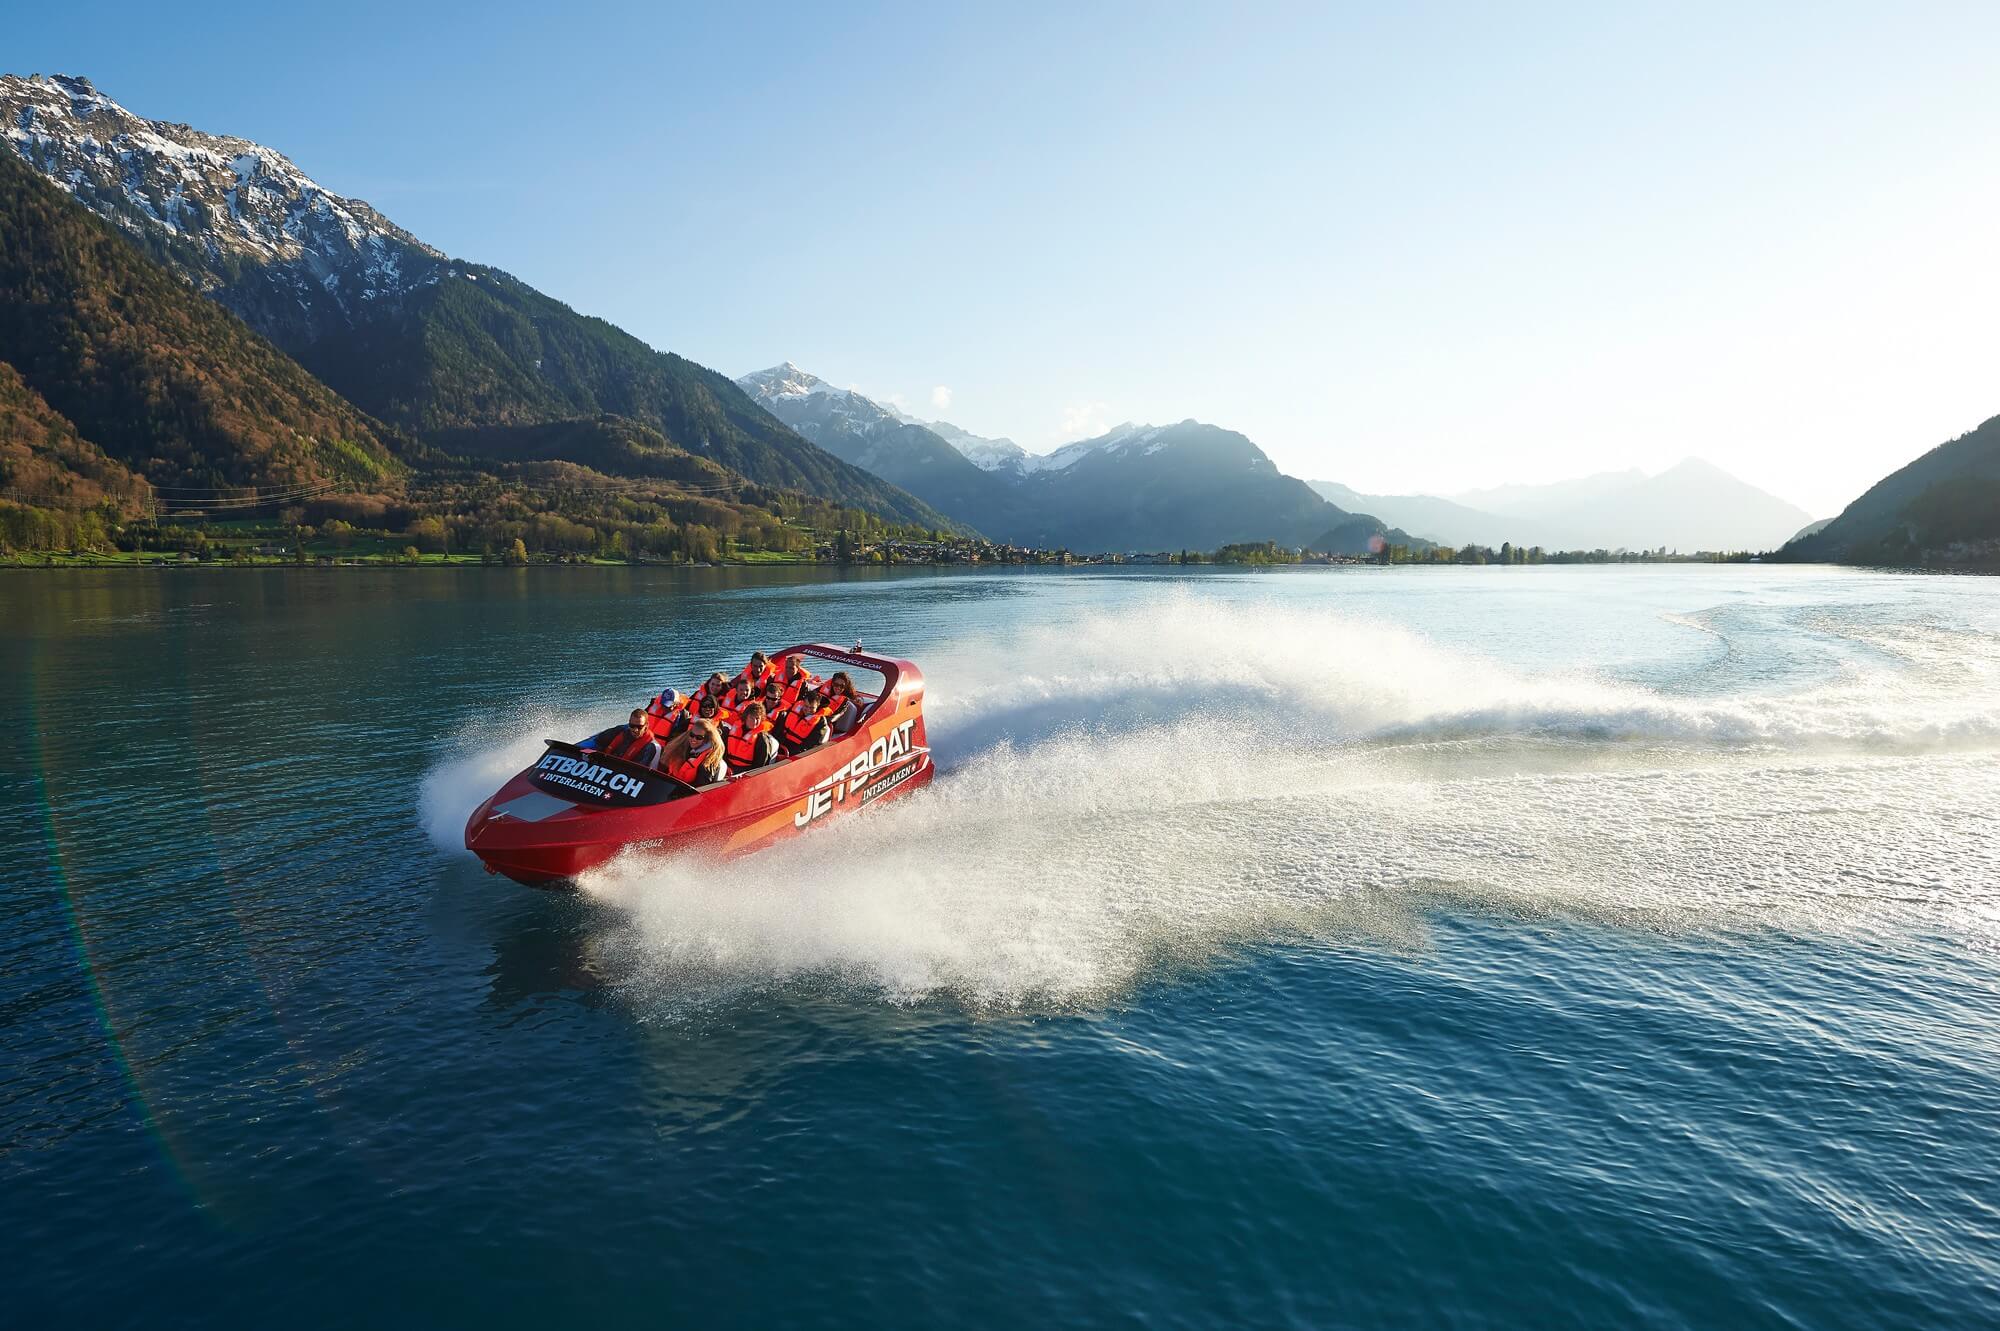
left=0, top=506, right=1760, bottom=570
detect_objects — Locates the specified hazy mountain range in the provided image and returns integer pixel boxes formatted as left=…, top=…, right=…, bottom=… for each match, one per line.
left=1311, top=461, right=1817, bottom=553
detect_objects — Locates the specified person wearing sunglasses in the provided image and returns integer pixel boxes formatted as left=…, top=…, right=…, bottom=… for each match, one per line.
left=585, top=708, right=663, bottom=769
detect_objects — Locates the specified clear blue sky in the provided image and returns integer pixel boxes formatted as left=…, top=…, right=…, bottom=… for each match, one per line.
left=16, top=2, right=2000, bottom=513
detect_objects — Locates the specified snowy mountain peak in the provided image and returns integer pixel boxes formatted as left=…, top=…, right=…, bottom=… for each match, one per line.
left=738, top=362, right=842, bottom=400
left=925, top=419, right=1031, bottom=472
left=0, top=71, right=447, bottom=347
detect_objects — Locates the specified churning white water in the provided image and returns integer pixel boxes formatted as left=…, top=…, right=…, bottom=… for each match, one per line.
left=423, top=580, right=2000, bottom=1008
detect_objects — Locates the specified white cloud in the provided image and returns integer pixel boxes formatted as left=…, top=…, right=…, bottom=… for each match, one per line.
left=930, top=385, right=953, bottom=411
left=1057, top=400, right=1110, bottom=442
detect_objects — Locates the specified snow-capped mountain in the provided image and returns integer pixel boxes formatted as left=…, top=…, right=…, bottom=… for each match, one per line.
left=0, top=75, right=954, bottom=528
left=922, top=419, right=1031, bottom=474
left=737, top=361, right=842, bottom=403
left=737, top=364, right=1009, bottom=522
left=1012, top=422, right=1191, bottom=474
left=741, top=364, right=1416, bottom=552
left=0, top=74, right=447, bottom=348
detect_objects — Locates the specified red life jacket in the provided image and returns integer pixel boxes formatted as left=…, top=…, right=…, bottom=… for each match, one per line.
left=780, top=700, right=831, bottom=746
left=602, top=726, right=656, bottom=764
left=723, top=719, right=772, bottom=769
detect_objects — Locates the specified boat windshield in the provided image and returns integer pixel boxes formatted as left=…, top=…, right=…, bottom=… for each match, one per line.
left=793, top=652, right=888, bottom=716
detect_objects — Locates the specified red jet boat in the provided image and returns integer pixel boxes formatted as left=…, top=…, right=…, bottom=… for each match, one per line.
left=465, top=644, right=933, bottom=887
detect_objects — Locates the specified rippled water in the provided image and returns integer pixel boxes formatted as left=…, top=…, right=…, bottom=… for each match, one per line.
left=5, top=565, right=1998, bottom=1328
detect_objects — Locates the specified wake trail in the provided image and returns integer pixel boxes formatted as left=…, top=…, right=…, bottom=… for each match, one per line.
left=421, top=591, right=2000, bottom=1010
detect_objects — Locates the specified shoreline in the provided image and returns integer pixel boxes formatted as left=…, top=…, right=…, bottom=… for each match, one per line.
left=1, top=554, right=1943, bottom=574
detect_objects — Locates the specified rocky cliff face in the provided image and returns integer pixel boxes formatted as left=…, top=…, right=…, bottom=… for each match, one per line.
left=0, top=74, right=449, bottom=351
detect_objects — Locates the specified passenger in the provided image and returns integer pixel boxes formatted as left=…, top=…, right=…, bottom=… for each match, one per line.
left=757, top=677, right=786, bottom=723
left=722, top=701, right=780, bottom=772
left=823, top=671, right=862, bottom=735
left=643, top=687, right=687, bottom=741
left=777, top=684, right=834, bottom=754
left=664, top=720, right=728, bottom=787
left=696, top=675, right=738, bottom=727
left=685, top=692, right=729, bottom=744
left=588, top=709, right=664, bottom=768
left=698, top=670, right=733, bottom=706
left=729, top=651, right=775, bottom=706
left=775, top=653, right=819, bottom=709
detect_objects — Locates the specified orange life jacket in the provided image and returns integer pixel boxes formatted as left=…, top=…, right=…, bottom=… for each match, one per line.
left=777, top=666, right=819, bottom=710
left=602, top=726, right=656, bottom=764
left=644, top=701, right=684, bottom=740
left=668, top=742, right=719, bottom=785
left=780, top=699, right=832, bottom=746
left=723, top=718, right=773, bottom=769
left=731, top=661, right=776, bottom=703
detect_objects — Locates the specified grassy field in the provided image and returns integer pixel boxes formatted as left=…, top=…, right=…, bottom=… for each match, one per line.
left=0, top=523, right=821, bottom=569
left=0, top=550, right=820, bottom=569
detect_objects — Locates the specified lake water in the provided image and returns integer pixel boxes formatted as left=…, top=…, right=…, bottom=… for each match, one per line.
left=5, top=564, right=1998, bottom=1329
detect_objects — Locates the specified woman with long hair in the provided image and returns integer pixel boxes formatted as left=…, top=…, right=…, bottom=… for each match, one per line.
left=662, top=719, right=729, bottom=786
left=823, top=671, right=861, bottom=735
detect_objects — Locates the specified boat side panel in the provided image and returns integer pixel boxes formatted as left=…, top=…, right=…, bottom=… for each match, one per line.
left=465, top=679, right=930, bottom=884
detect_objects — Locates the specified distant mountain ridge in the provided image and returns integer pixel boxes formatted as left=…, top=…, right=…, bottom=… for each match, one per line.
left=733, top=364, right=1010, bottom=525
left=920, top=418, right=1030, bottom=473
left=1452, top=470, right=1648, bottom=520
left=1308, top=482, right=1532, bottom=549
left=739, top=366, right=1422, bottom=553
left=0, top=73, right=956, bottom=531
left=1314, top=461, right=1814, bottom=552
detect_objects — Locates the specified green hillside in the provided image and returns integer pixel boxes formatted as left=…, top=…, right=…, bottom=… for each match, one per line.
left=294, top=267, right=963, bottom=531
left=0, top=148, right=401, bottom=495
left=0, top=360, right=150, bottom=512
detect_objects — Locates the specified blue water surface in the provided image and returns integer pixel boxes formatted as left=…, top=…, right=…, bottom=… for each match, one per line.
left=3, top=565, right=1996, bottom=1329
